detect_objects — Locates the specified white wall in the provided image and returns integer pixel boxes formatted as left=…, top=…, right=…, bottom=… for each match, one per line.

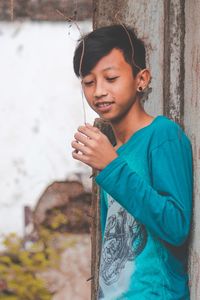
left=0, top=21, right=97, bottom=236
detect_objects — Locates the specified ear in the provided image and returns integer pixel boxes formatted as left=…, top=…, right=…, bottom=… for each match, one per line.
left=136, top=69, right=151, bottom=92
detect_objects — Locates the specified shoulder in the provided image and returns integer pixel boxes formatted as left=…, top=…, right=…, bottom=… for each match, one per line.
left=150, top=115, right=192, bottom=151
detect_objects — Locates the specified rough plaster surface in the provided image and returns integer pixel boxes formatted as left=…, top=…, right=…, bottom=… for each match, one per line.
left=0, top=21, right=96, bottom=236
left=40, top=234, right=91, bottom=300
left=93, top=0, right=164, bottom=116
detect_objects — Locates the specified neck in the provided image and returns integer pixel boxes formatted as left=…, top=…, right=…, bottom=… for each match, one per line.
left=111, top=100, right=153, bottom=147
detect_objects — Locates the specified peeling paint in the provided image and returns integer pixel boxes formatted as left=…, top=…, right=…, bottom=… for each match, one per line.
left=163, top=0, right=185, bottom=127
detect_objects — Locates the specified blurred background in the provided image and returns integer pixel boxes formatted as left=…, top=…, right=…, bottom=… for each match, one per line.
left=0, top=1, right=96, bottom=299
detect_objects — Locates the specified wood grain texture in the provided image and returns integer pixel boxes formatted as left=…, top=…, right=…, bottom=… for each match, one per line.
left=185, top=0, right=200, bottom=298
left=90, top=167, right=100, bottom=300
left=91, top=119, right=115, bottom=299
left=163, top=0, right=185, bottom=126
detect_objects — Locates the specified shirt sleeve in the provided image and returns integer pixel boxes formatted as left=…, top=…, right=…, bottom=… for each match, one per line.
left=95, top=137, right=193, bottom=246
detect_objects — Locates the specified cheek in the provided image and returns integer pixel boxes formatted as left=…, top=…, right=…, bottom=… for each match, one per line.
left=111, top=81, right=135, bottom=99
left=122, top=79, right=137, bottom=97
left=82, top=88, right=93, bottom=103
left=83, top=89, right=98, bottom=111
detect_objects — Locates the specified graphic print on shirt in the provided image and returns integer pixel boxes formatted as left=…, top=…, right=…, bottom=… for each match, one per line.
left=99, top=195, right=147, bottom=288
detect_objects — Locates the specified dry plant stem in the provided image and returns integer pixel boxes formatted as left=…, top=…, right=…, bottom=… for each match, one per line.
left=81, top=88, right=87, bottom=124
left=56, top=9, right=85, bottom=76
left=56, top=8, right=87, bottom=123
left=114, top=11, right=142, bottom=72
left=87, top=276, right=94, bottom=282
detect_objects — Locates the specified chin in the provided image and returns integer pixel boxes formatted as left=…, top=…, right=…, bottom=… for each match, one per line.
left=100, top=115, right=120, bottom=124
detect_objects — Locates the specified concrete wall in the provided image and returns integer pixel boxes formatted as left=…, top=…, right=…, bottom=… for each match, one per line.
left=93, top=0, right=200, bottom=298
left=0, top=20, right=96, bottom=236
left=93, top=0, right=164, bottom=117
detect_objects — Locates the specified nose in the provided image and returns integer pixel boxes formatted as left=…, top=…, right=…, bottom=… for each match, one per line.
left=94, top=81, right=108, bottom=99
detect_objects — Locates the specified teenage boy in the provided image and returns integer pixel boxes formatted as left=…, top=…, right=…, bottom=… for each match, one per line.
left=71, top=25, right=193, bottom=299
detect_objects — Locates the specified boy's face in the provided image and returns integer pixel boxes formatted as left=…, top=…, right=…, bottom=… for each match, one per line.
left=81, top=48, right=140, bottom=124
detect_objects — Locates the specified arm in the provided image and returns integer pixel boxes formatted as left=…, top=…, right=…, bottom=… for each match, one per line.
left=95, top=137, right=193, bottom=246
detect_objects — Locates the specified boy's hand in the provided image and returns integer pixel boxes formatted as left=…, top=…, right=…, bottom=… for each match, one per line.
left=71, top=123, right=118, bottom=170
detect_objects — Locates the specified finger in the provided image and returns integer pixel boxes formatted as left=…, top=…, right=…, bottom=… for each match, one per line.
left=71, top=140, right=88, bottom=155
left=74, top=132, right=91, bottom=146
left=85, top=124, right=109, bottom=140
left=85, top=123, right=101, bottom=133
left=78, top=125, right=101, bottom=140
left=72, top=150, right=90, bottom=166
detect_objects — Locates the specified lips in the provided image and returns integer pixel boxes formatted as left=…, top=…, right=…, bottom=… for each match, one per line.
left=95, top=101, right=114, bottom=112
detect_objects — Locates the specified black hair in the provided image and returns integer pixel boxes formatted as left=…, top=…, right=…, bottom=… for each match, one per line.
left=73, top=24, right=146, bottom=78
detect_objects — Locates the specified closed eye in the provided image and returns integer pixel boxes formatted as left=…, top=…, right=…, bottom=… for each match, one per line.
left=83, top=80, right=94, bottom=86
left=106, top=76, right=119, bottom=82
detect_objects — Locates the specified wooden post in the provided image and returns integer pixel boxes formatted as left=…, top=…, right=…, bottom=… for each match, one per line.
left=91, top=118, right=116, bottom=300
left=90, top=167, right=101, bottom=300
left=163, top=0, right=185, bottom=126
left=184, top=1, right=200, bottom=298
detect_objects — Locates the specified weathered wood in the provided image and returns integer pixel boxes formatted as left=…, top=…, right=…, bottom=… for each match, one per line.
left=184, top=1, right=200, bottom=299
left=90, top=168, right=100, bottom=300
left=91, top=118, right=115, bottom=300
left=163, top=0, right=185, bottom=126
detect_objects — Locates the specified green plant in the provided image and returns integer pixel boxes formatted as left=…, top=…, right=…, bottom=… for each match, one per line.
left=0, top=233, right=52, bottom=300
left=0, top=222, right=70, bottom=299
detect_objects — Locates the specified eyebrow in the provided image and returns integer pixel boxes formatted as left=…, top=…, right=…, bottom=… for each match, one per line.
left=102, top=66, right=119, bottom=71
left=84, top=66, right=120, bottom=78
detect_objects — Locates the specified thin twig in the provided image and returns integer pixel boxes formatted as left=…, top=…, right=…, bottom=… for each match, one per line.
left=114, top=11, right=142, bottom=72
left=86, top=275, right=94, bottom=282
left=56, top=8, right=87, bottom=124
left=81, top=88, right=87, bottom=124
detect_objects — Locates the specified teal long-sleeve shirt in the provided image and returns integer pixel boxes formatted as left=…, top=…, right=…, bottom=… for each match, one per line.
left=95, top=115, right=193, bottom=300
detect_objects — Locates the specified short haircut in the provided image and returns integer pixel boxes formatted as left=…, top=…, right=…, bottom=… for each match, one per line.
left=73, top=24, right=146, bottom=78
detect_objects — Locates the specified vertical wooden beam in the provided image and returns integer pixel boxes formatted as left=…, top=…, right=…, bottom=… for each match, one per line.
left=90, top=168, right=101, bottom=300
left=90, top=118, right=116, bottom=300
left=184, top=1, right=200, bottom=299
left=163, top=0, right=185, bottom=126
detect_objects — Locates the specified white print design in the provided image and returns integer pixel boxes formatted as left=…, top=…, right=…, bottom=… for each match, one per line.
left=98, top=196, right=147, bottom=299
